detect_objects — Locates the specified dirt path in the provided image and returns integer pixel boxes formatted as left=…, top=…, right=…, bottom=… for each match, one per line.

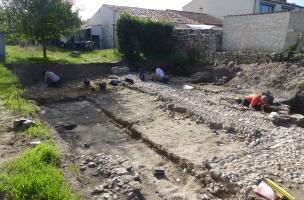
left=0, top=105, right=28, bottom=164
left=42, top=100, right=202, bottom=200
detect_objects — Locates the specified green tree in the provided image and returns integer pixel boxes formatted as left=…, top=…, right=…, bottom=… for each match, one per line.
left=3, top=0, right=81, bottom=58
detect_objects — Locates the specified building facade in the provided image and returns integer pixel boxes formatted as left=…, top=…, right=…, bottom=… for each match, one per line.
left=222, top=11, right=304, bottom=51
left=183, top=0, right=304, bottom=19
left=85, top=4, right=222, bottom=49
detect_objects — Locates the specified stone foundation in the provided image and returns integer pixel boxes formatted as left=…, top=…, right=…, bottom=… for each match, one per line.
left=174, top=29, right=222, bottom=57
left=213, top=51, right=271, bottom=65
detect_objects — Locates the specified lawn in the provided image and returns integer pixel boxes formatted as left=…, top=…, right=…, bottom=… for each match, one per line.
left=0, top=143, right=77, bottom=200
left=6, top=45, right=121, bottom=64
left=0, top=63, right=76, bottom=199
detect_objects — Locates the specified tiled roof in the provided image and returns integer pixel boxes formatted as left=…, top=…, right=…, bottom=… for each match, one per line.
left=168, top=10, right=222, bottom=26
left=103, top=4, right=222, bottom=26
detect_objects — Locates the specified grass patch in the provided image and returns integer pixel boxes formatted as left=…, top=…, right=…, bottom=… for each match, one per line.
left=6, top=45, right=122, bottom=64
left=68, top=163, right=79, bottom=175
left=298, top=80, right=304, bottom=90
left=0, top=63, right=37, bottom=116
left=23, top=121, right=50, bottom=138
left=0, top=143, right=77, bottom=200
left=0, top=63, right=76, bottom=199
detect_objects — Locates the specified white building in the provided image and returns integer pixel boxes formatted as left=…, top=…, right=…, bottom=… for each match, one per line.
left=85, top=4, right=222, bottom=49
left=183, top=0, right=304, bottom=20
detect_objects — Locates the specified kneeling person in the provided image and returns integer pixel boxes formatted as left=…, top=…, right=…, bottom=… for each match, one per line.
left=42, top=71, right=61, bottom=87
left=241, top=93, right=268, bottom=111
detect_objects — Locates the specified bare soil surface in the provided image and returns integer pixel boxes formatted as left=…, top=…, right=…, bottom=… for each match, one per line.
left=0, top=105, right=29, bottom=164
left=226, top=62, right=304, bottom=101
left=25, top=69, right=304, bottom=199
left=41, top=100, right=202, bottom=200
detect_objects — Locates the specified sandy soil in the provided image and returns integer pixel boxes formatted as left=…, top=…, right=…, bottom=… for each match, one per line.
left=25, top=73, right=304, bottom=199
left=42, top=100, right=202, bottom=200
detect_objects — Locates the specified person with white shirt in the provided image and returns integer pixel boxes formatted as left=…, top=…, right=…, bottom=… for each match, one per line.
left=42, top=71, right=62, bottom=87
left=155, top=67, right=168, bottom=83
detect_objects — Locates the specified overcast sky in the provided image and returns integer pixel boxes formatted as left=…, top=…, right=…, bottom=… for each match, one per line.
left=74, top=0, right=304, bottom=20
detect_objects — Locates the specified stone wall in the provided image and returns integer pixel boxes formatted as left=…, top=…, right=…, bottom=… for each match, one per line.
left=222, top=12, right=290, bottom=51
left=174, top=29, right=222, bottom=57
left=213, top=51, right=271, bottom=65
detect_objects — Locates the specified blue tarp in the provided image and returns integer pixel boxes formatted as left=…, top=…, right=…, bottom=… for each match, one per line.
left=0, top=32, right=4, bottom=60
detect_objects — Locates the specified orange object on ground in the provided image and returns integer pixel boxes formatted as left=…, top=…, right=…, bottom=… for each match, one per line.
left=246, top=95, right=262, bottom=108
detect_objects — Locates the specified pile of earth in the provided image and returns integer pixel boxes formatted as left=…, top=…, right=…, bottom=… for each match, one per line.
left=225, top=61, right=304, bottom=101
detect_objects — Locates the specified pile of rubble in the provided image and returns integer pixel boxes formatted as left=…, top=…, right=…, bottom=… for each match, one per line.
left=80, top=153, right=142, bottom=200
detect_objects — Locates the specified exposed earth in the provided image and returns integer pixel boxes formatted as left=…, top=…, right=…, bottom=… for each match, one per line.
left=17, top=61, right=304, bottom=199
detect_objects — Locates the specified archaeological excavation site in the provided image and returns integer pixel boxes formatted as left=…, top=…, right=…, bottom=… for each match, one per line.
left=3, top=59, right=302, bottom=200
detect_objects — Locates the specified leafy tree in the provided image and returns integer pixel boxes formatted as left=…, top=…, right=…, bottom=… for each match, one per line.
left=3, top=0, right=81, bottom=58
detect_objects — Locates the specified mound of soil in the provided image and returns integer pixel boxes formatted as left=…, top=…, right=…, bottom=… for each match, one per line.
left=226, top=62, right=304, bottom=100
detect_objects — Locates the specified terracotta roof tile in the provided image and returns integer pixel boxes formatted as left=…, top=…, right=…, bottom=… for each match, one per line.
left=104, top=4, right=222, bottom=26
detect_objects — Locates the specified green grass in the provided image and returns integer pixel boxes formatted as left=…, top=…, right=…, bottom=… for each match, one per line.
left=0, top=63, right=76, bottom=199
left=6, top=45, right=122, bottom=64
left=24, top=121, right=50, bottom=138
left=298, top=80, right=304, bottom=90
left=68, top=163, right=79, bottom=175
left=0, top=143, right=77, bottom=200
left=0, top=63, right=37, bottom=116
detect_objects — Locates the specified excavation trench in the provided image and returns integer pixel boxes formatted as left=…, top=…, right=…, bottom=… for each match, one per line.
left=31, top=83, right=245, bottom=199
left=40, top=99, right=202, bottom=199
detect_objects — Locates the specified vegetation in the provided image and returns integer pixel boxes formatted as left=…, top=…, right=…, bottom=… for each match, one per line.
left=0, top=143, right=77, bottom=200
left=2, top=0, right=81, bottom=58
left=0, top=63, right=37, bottom=115
left=0, top=63, right=75, bottom=198
left=298, top=80, right=304, bottom=90
left=117, top=14, right=174, bottom=61
left=116, top=14, right=209, bottom=71
left=6, top=45, right=121, bottom=64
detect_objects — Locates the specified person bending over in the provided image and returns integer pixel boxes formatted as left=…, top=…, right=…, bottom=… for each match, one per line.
left=42, top=71, right=61, bottom=87
left=241, top=93, right=268, bottom=111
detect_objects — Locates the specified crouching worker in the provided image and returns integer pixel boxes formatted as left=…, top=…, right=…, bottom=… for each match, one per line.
left=155, top=67, right=169, bottom=83
left=42, top=71, right=62, bottom=87
left=241, top=93, right=268, bottom=111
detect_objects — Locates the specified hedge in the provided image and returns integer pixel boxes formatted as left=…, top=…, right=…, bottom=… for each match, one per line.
left=116, top=14, right=174, bottom=61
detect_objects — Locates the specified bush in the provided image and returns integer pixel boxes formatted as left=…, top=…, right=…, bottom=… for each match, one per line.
left=117, top=14, right=174, bottom=61
left=269, top=43, right=299, bottom=62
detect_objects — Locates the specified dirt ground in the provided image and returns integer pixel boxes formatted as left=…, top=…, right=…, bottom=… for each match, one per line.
left=22, top=63, right=304, bottom=200
left=0, top=105, right=29, bottom=165
left=41, top=100, right=202, bottom=200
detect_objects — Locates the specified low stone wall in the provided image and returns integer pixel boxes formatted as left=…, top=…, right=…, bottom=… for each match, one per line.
left=213, top=51, right=271, bottom=65
left=174, top=29, right=222, bottom=57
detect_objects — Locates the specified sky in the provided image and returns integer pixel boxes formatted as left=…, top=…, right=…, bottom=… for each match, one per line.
left=74, top=0, right=304, bottom=20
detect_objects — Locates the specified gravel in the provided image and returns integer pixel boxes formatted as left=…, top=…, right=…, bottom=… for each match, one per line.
left=123, top=75, right=304, bottom=197
left=80, top=153, right=142, bottom=200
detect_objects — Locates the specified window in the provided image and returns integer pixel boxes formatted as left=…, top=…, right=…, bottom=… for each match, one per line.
left=260, top=3, right=275, bottom=13
left=281, top=6, right=294, bottom=11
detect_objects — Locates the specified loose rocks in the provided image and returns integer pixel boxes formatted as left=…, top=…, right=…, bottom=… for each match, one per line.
left=81, top=153, right=142, bottom=199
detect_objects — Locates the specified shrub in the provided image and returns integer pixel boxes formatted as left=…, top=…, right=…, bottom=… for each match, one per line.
left=117, top=14, right=174, bottom=61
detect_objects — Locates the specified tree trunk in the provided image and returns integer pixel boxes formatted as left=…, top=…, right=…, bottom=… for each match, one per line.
left=42, top=41, right=47, bottom=58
